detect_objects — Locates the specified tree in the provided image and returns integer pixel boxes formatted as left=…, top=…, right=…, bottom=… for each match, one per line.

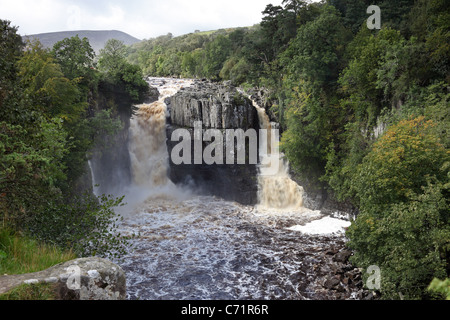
left=202, top=35, right=232, bottom=80
left=0, top=22, right=69, bottom=228
left=408, top=0, right=450, bottom=80
left=52, top=35, right=97, bottom=99
left=18, top=40, right=86, bottom=123
left=346, top=117, right=449, bottom=300
left=0, top=118, right=68, bottom=228
left=0, top=20, right=24, bottom=125
left=347, top=182, right=449, bottom=300
left=339, top=28, right=403, bottom=126
left=279, top=5, right=352, bottom=185
left=281, top=5, right=352, bottom=89
left=98, top=39, right=149, bottom=103
left=52, top=35, right=95, bottom=80
left=98, top=39, right=128, bottom=77
left=352, top=116, right=449, bottom=213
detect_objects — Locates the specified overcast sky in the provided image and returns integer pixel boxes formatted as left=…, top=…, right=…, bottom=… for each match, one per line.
left=0, top=0, right=288, bottom=40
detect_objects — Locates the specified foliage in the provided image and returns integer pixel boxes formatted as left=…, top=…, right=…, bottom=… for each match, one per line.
left=428, top=278, right=450, bottom=300
left=0, top=119, right=68, bottom=228
left=346, top=118, right=449, bottom=299
left=279, top=5, right=352, bottom=185
left=352, top=117, right=449, bottom=213
left=51, top=35, right=97, bottom=97
left=0, top=20, right=137, bottom=262
left=0, top=20, right=26, bottom=125
left=99, top=39, right=149, bottom=102
left=347, top=182, right=450, bottom=300
left=27, top=192, right=132, bottom=260
left=19, top=40, right=87, bottom=123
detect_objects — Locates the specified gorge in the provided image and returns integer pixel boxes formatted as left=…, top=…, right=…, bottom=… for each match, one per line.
left=89, top=78, right=368, bottom=300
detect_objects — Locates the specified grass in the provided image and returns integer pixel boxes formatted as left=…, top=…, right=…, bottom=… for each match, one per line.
left=0, top=227, right=77, bottom=276
left=0, top=283, right=59, bottom=300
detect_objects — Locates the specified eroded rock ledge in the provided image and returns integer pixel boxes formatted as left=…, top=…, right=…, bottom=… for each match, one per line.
left=165, top=80, right=260, bottom=205
left=0, top=257, right=126, bottom=300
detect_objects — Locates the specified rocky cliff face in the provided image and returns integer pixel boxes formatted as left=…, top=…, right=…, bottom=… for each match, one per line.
left=87, top=84, right=159, bottom=197
left=169, top=80, right=259, bottom=130
left=166, top=80, right=260, bottom=205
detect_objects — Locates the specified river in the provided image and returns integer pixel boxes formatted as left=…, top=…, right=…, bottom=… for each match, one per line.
left=99, top=78, right=362, bottom=300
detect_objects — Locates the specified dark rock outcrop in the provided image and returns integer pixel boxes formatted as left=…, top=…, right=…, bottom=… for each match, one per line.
left=88, top=83, right=159, bottom=197
left=165, top=80, right=260, bottom=205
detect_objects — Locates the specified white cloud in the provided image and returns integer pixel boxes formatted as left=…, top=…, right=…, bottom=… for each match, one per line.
left=0, top=0, right=285, bottom=39
left=86, top=4, right=126, bottom=30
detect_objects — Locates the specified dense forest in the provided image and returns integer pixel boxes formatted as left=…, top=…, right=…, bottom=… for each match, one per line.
left=0, top=21, right=149, bottom=260
left=125, top=0, right=450, bottom=300
left=1, top=0, right=449, bottom=300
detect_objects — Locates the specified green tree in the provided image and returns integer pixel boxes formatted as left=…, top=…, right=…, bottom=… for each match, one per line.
left=347, top=181, right=449, bottom=300
left=0, top=119, right=68, bottom=228
left=98, top=39, right=148, bottom=102
left=352, top=117, right=449, bottom=212
left=18, top=40, right=87, bottom=123
left=51, top=35, right=97, bottom=100
left=28, top=192, right=131, bottom=260
left=281, top=5, right=352, bottom=89
left=327, top=0, right=372, bottom=33
left=202, top=35, right=232, bottom=80
left=0, top=20, right=25, bottom=125
left=279, top=5, right=352, bottom=185
left=98, top=38, right=127, bottom=76
left=346, top=117, right=449, bottom=300
left=52, top=35, right=96, bottom=80
left=339, top=28, right=403, bottom=126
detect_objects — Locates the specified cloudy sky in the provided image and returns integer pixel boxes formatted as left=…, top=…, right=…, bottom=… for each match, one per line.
left=0, top=0, right=286, bottom=40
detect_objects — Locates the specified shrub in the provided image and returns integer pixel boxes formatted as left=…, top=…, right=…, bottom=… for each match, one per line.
left=352, top=116, right=449, bottom=213
left=26, top=192, right=132, bottom=261
left=347, top=116, right=450, bottom=299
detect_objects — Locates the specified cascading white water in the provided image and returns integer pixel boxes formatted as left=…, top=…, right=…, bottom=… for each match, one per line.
left=88, top=160, right=100, bottom=197
left=248, top=97, right=305, bottom=210
left=128, top=78, right=193, bottom=191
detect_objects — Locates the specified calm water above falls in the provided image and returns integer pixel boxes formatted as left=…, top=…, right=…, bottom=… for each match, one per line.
left=109, top=78, right=355, bottom=300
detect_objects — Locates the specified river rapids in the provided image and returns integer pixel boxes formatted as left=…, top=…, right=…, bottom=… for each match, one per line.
left=103, top=78, right=366, bottom=301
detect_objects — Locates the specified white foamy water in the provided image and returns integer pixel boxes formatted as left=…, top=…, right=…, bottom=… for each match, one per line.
left=288, top=217, right=352, bottom=236
left=117, top=194, right=350, bottom=300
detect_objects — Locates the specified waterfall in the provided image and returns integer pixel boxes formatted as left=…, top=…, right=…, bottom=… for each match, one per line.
left=108, top=79, right=355, bottom=301
left=128, top=78, right=193, bottom=192
left=249, top=97, right=305, bottom=210
left=88, top=160, right=100, bottom=197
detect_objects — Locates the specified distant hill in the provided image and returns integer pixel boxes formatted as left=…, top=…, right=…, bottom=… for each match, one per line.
left=23, top=30, right=141, bottom=53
